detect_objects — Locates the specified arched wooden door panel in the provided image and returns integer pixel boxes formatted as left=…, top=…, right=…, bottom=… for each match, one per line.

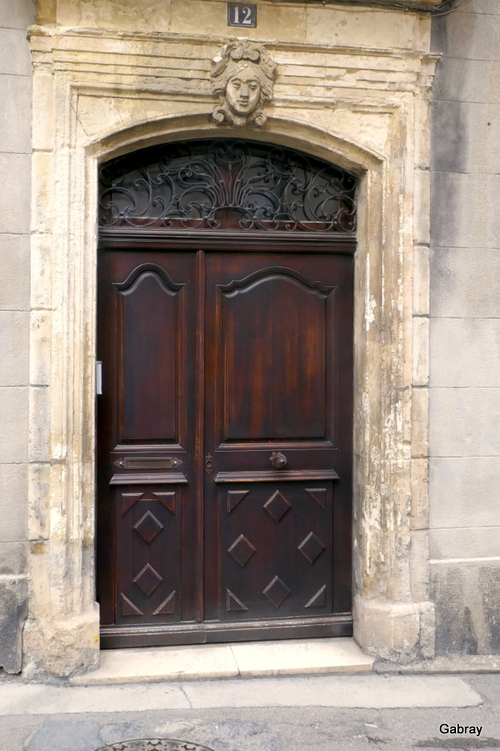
left=97, top=141, right=355, bottom=648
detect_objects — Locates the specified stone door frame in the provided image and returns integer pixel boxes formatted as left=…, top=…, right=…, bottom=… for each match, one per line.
left=25, top=28, right=437, bottom=675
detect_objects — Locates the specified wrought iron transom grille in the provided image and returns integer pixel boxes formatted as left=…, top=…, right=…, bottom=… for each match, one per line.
left=98, top=139, right=356, bottom=233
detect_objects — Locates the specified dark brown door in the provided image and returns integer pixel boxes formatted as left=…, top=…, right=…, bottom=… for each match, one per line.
left=97, top=246, right=353, bottom=648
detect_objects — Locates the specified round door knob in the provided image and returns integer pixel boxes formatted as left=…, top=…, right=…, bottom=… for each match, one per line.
left=270, top=451, right=287, bottom=469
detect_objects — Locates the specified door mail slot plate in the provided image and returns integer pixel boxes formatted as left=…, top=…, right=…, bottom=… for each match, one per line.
left=113, top=457, right=183, bottom=470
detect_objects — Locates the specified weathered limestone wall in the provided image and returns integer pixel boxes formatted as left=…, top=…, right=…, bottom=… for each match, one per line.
left=0, top=0, right=35, bottom=672
left=430, top=0, right=500, bottom=654
left=23, top=0, right=438, bottom=675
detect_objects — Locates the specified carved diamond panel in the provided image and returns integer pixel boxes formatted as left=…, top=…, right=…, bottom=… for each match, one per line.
left=121, top=492, right=143, bottom=516
left=305, top=584, right=326, bottom=608
left=227, top=489, right=249, bottom=513
left=134, top=510, right=164, bottom=543
left=133, top=563, right=163, bottom=595
left=153, top=591, right=176, bottom=615
left=298, top=532, right=326, bottom=564
left=228, top=534, right=256, bottom=567
left=226, top=589, right=249, bottom=611
left=305, top=487, right=327, bottom=508
left=121, top=593, right=143, bottom=616
left=263, top=490, right=291, bottom=523
left=153, top=491, right=176, bottom=513
left=263, top=576, right=291, bottom=608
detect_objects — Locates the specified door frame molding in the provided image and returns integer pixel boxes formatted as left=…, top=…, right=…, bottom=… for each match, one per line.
left=26, top=109, right=435, bottom=675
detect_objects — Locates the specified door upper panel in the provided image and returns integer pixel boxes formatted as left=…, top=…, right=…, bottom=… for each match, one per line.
left=98, top=251, right=196, bottom=459
left=205, top=252, right=353, bottom=468
left=222, top=268, right=331, bottom=442
left=117, top=264, right=185, bottom=443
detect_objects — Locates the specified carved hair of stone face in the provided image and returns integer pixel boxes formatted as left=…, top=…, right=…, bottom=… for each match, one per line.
left=210, top=42, right=276, bottom=127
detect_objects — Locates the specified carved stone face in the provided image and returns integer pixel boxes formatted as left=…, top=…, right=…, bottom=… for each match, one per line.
left=225, top=66, right=261, bottom=117
left=210, top=42, right=277, bottom=127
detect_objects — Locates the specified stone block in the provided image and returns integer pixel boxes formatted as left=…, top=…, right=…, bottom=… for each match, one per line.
left=432, top=100, right=500, bottom=175
left=172, top=0, right=306, bottom=42
left=412, top=316, right=429, bottom=387
left=430, top=457, right=500, bottom=529
left=0, top=75, right=32, bottom=154
left=432, top=57, right=500, bottom=105
left=0, top=154, right=31, bottom=235
left=0, top=464, right=27, bottom=542
left=411, top=387, right=429, bottom=458
left=474, top=0, right=500, bottom=11
left=430, top=527, right=500, bottom=560
left=410, top=530, right=430, bottom=602
left=28, top=463, right=50, bottom=541
left=34, top=0, right=56, bottom=25
left=0, top=0, right=35, bottom=29
left=30, top=234, right=52, bottom=310
left=305, top=6, right=419, bottom=51
left=0, top=574, right=27, bottom=673
left=29, top=387, right=50, bottom=463
left=354, top=595, right=435, bottom=662
left=0, top=234, right=30, bottom=311
left=0, top=29, right=32, bottom=76
left=414, top=97, right=431, bottom=170
left=432, top=99, right=469, bottom=174
left=0, top=311, right=29, bottom=386
left=0, top=387, right=28, bottom=462
left=431, top=248, right=500, bottom=319
left=30, top=311, right=51, bottom=387
left=452, top=0, right=498, bottom=13
left=413, top=169, right=430, bottom=246
left=431, top=318, right=500, bottom=388
left=413, top=245, right=430, bottom=317
left=433, top=7, right=497, bottom=63
left=431, top=559, right=500, bottom=654
left=0, top=542, right=28, bottom=575
left=431, top=172, right=500, bottom=249
left=32, top=71, right=54, bottom=152
left=31, top=152, right=53, bottom=234
left=430, top=387, right=500, bottom=456
left=411, top=458, right=429, bottom=530
left=59, top=0, right=171, bottom=32
left=23, top=608, right=100, bottom=678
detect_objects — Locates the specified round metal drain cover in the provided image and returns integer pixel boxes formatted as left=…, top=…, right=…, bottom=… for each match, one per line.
left=97, top=741, right=215, bottom=751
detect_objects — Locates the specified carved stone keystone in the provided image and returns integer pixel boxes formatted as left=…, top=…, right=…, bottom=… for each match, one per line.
left=210, top=41, right=277, bottom=127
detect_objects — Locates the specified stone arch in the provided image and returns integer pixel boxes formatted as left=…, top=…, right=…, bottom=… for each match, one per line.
left=25, top=110, right=434, bottom=676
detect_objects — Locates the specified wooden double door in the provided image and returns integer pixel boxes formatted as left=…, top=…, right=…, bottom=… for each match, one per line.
left=97, top=242, right=353, bottom=647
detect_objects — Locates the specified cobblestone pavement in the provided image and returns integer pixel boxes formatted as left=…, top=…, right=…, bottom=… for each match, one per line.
left=0, top=673, right=499, bottom=751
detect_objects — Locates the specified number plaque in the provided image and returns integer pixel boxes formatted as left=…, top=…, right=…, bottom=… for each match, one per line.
left=227, top=3, right=257, bottom=27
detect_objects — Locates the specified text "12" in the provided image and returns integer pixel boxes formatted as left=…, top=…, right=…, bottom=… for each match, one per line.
left=227, top=3, right=257, bottom=27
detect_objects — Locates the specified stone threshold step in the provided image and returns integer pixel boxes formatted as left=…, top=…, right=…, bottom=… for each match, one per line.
left=71, top=637, right=374, bottom=685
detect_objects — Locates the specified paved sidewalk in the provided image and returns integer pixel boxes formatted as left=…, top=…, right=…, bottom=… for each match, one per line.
left=1, top=672, right=499, bottom=751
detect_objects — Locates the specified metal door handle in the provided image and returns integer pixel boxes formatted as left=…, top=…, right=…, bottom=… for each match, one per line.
left=270, top=451, right=287, bottom=469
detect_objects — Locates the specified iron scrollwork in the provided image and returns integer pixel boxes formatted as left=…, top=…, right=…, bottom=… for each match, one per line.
left=99, top=140, right=356, bottom=233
